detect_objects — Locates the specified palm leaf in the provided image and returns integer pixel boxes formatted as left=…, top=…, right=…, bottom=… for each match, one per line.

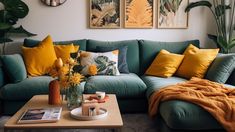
left=185, top=1, right=212, bottom=12
left=228, top=38, right=235, bottom=49
left=215, top=4, right=231, bottom=17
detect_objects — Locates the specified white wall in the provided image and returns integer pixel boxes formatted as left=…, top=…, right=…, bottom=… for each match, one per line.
left=16, top=0, right=216, bottom=48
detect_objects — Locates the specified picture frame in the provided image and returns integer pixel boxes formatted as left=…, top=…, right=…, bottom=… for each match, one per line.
left=157, top=0, right=189, bottom=29
left=124, top=0, right=154, bottom=29
left=89, top=0, right=121, bottom=29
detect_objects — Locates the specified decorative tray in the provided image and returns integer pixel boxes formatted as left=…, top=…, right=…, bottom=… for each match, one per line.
left=70, top=107, right=108, bottom=121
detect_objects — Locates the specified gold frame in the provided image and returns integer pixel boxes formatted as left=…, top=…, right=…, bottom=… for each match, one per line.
left=157, top=0, right=189, bottom=29
left=89, top=0, right=121, bottom=29
left=124, top=0, right=155, bottom=29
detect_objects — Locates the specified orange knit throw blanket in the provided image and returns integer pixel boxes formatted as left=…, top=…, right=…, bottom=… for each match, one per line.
left=149, top=77, right=235, bottom=132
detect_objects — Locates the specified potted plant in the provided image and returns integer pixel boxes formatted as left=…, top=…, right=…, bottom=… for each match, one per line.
left=0, top=0, right=36, bottom=53
left=185, top=0, right=235, bottom=53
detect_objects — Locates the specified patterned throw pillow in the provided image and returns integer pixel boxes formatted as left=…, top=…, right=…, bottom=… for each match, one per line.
left=80, top=50, right=120, bottom=76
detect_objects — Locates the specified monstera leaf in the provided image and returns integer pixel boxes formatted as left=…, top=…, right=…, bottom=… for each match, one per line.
left=0, top=0, right=36, bottom=44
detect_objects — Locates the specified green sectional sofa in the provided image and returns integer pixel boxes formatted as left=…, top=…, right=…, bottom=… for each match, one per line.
left=0, top=39, right=234, bottom=132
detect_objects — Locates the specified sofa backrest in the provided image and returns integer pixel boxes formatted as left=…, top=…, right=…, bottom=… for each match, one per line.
left=87, top=39, right=140, bottom=75
left=139, top=40, right=200, bottom=75
left=23, top=38, right=87, bottom=51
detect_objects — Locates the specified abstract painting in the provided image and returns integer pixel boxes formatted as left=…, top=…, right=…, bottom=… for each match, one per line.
left=158, top=0, right=188, bottom=29
left=124, top=0, right=154, bottom=28
left=90, top=0, right=120, bottom=28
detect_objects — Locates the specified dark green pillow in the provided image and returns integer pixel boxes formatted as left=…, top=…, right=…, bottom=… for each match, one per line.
left=96, top=46, right=129, bottom=73
left=205, top=53, right=235, bottom=83
left=1, top=54, right=27, bottom=83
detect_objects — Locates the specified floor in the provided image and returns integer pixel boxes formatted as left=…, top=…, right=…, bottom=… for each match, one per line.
left=0, top=114, right=159, bottom=132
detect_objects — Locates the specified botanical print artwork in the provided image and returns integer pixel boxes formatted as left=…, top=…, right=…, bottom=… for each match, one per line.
left=90, top=0, right=120, bottom=28
left=158, top=0, right=188, bottom=28
left=125, top=0, right=154, bottom=28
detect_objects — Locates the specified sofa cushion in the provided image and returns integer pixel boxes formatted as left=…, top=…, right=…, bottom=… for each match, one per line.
left=159, top=100, right=223, bottom=130
left=176, top=44, right=219, bottom=79
left=206, top=53, right=235, bottom=83
left=0, top=76, right=53, bottom=101
left=96, top=45, right=129, bottom=73
left=141, top=75, right=186, bottom=98
left=54, top=44, right=79, bottom=63
left=139, top=40, right=200, bottom=75
left=145, top=50, right=184, bottom=78
left=1, top=54, right=27, bottom=83
left=87, top=40, right=140, bottom=75
left=80, top=50, right=120, bottom=76
left=24, top=38, right=87, bottom=51
left=22, top=35, right=57, bottom=76
left=84, top=73, right=147, bottom=99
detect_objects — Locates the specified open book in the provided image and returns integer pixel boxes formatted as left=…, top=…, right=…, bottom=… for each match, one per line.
left=18, top=107, right=62, bottom=124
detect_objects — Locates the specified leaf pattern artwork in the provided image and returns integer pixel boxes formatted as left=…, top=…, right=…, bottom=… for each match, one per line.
left=158, top=0, right=188, bottom=28
left=125, top=0, right=153, bottom=28
left=90, top=0, right=120, bottom=28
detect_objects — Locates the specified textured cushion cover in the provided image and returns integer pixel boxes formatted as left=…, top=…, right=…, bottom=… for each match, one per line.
left=145, top=50, right=184, bottom=77
left=176, top=44, right=219, bottom=79
left=84, top=73, right=147, bottom=99
left=141, top=75, right=186, bottom=98
left=22, top=35, right=57, bottom=76
left=0, top=76, right=53, bottom=100
left=0, top=54, right=27, bottom=83
left=139, top=40, right=200, bottom=75
left=87, top=40, right=140, bottom=74
left=159, top=100, right=223, bottom=130
left=80, top=50, right=120, bottom=75
left=24, top=38, right=87, bottom=51
left=96, top=45, right=129, bottom=73
left=54, top=44, right=79, bottom=63
left=206, top=53, right=235, bottom=83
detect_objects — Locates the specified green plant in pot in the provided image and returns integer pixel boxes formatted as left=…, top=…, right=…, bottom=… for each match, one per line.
left=185, top=0, right=235, bottom=53
left=0, top=0, right=36, bottom=53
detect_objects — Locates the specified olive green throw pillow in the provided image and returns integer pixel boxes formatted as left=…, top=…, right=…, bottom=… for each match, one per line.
left=205, top=53, right=235, bottom=83
left=1, top=54, right=27, bottom=83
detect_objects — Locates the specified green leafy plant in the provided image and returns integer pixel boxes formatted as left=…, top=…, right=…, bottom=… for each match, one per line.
left=0, top=0, right=36, bottom=44
left=185, top=0, right=235, bottom=53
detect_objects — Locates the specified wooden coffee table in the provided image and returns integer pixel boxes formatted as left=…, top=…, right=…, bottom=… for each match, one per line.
left=4, top=94, right=123, bottom=131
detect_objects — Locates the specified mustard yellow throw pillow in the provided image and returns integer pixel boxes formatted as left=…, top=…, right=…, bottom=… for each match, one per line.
left=22, top=35, right=57, bottom=76
left=145, top=50, right=184, bottom=78
left=54, top=44, right=79, bottom=63
left=176, top=44, right=219, bottom=79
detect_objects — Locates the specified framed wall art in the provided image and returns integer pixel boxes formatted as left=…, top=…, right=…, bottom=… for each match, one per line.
left=90, top=0, right=121, bottom=29
left=157, top=0, right=189, bottom=29
left=124, top=0, right=154, bottom=28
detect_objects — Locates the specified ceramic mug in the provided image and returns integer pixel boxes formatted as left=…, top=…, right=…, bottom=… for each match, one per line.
left=96, top=91, right=105, bottom=100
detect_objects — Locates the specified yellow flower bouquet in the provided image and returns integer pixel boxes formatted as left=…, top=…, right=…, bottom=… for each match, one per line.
left=50, top=52, right=94, bottom=109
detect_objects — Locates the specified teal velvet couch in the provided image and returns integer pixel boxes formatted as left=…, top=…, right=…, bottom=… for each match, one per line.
left=0, top=39, right=234, bottom=132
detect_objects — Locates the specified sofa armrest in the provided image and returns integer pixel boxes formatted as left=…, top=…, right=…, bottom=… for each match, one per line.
left=226, top=70, right=235, bottom=86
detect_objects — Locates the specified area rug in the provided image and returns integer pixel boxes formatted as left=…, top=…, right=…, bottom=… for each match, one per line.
left=0, top=114, right=159, bottom=132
